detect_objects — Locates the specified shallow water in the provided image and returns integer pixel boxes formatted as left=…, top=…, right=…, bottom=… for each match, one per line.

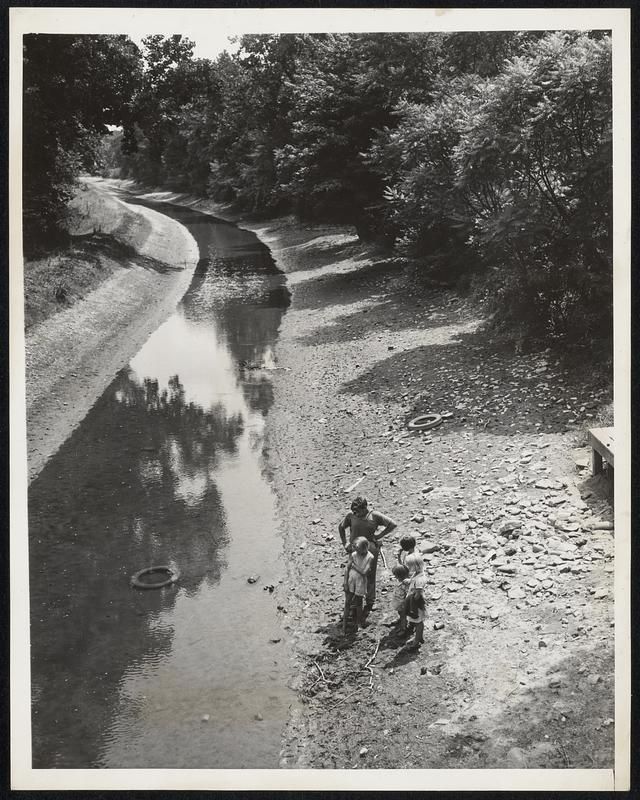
left=28, top=201, right=296, bottom=768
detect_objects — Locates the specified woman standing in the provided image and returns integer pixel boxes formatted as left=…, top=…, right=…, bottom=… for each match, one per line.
left=338, top=496, right=397, bottom=619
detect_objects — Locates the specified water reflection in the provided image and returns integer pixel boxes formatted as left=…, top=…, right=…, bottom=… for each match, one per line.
left=29, top=201, right=293, bottom=767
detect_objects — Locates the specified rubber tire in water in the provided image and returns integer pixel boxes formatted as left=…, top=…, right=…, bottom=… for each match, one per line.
left=131, top=565, right=179, bottom=589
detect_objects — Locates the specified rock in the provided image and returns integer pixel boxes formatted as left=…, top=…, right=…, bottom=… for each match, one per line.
left=247, top=575, right=260, bottom=584
left=587, top=674, right=602, bottom=686
left=503, top=545, right=518, bottom=556
left=312, top=518, right=321, bottom=525
left=548, top=677, right=562, bottom=688
left=508, top=587, right=526, bottom=600
left=422, top=543, right=440, bottom=554
left=359, top=747, right=369, bottom=757
left=201, top=714, right=210, bottom=722
left=254, top=713, right=263, bottom=721
left=593, top=589, right=608, bottom=599
left=499, top=520, right=521, bottom=535
left=498, top=565, right=517, bottom=575
left=446, top=584, right=459, bottom=592
left=538, top=640, right=547, bottom=648
left=433, top=621, right=445, bottom=630
left=506, top=747, right=528, bottom=768
left=489, top=607, right=502, bottom=620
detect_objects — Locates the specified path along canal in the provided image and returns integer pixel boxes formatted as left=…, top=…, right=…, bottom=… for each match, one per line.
left=28, top=198, right=297, bottom=768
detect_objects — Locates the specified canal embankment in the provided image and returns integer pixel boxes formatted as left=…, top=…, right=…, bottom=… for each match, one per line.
left=23, top=179, right=199, bottom=482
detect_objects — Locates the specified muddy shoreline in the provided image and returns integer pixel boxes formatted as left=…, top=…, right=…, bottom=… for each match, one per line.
left=23, top=179, right=615, bottom=771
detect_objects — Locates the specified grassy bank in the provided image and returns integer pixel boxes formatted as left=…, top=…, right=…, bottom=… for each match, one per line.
left=24, top=181, right=171, bottom=331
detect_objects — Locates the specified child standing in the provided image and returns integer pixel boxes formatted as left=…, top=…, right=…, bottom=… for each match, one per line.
left=391, top=563, right=410, bottom=633
left=397, top=534, right=417, bottom=567
left=343, top=536, right=374, bottom=635
left=404, top=553, right=428, bottom=650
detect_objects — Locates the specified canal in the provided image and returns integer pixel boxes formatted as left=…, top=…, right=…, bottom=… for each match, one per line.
left=28, top=198, right=296, bottom=768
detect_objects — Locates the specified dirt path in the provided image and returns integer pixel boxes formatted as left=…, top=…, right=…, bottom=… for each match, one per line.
left=23, top=181, right=199, bottom=482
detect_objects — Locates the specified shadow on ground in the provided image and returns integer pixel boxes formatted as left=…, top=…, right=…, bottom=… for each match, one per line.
left=465, top=641, right=615, bottom=769
left=340, top=324, right=611, bottom=437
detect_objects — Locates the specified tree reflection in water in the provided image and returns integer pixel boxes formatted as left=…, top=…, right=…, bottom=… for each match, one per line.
left=29, top=200, right=292, bottom=768
left=29, top=366, right=246, bottom=766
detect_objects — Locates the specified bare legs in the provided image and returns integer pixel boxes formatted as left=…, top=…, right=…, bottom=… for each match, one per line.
left=343, top=592, right=365, bottom=635
left=406, top=620, right=424, bottom=649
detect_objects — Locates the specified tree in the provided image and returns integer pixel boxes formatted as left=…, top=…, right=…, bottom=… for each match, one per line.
left=206, top=35, right=305, bottom=210
left=274, top=33, right=442, bottom=236
left=23, top=34, right=143, bottom=246
left=370, top=31, right=612, bottom=343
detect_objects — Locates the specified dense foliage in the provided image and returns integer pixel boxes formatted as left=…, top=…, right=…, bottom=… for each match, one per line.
left=23, top=31, right=612, bottom=344
left=23, top=34, right=142, bottom=246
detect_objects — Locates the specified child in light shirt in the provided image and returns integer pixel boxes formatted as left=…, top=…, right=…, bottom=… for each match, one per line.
left=343, top=536, right=374, bottom=635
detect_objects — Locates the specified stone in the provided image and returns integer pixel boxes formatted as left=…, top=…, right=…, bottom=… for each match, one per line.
left=499, top=520, right=522, bottom=535
left=508, top=587, right=526, bottom=600
left=587, top=674, right=602, bottom=686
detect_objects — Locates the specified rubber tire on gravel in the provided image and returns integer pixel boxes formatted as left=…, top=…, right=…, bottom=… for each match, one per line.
left=131, top=565, right=179, bottom=589
left=407, top=413, right=443, bottom=431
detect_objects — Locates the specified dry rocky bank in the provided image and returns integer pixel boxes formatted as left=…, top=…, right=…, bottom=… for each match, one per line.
left=24, top=179, right=616, bottom=772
